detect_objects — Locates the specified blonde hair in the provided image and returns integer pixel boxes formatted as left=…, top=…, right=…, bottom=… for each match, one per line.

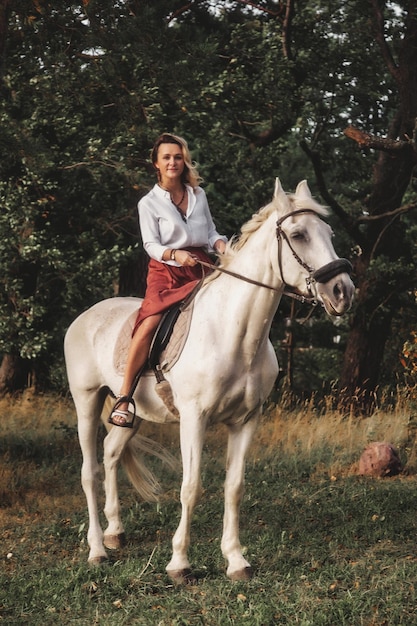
left=151, top=133, right=202, bottom=188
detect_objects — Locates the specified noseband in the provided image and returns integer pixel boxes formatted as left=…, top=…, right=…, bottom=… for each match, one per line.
left=276, top=209, right=352, bottom=304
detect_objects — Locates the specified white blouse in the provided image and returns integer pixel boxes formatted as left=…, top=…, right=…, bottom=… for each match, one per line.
left=138, top=183, right=227, bottom=265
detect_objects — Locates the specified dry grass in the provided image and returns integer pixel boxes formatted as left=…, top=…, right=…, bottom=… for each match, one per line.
left=2, top=391, right=417, bottom=625
left=0, top=392, right=79, bottom=525
left=1, top=389, right=416, bottom=490
left=255, top=393, right=417, bottom=476
left=1, top=389, right=416, bottom=466
left=0, top=388, right=76, bottom=432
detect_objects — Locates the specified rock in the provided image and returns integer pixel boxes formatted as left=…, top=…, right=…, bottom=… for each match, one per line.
left=358, top=442, right=402, bottom=477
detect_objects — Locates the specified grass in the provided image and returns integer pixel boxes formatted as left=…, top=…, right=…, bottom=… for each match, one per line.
left=1, top=391, right=417, bottom=624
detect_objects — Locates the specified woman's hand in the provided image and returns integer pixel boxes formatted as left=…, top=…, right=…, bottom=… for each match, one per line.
left=214, top=239, right=226, bottom=255
left=174, top=249, right=198, bottom=266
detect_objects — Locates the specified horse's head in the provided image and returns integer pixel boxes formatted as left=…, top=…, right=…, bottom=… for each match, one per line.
left=272, top=179, right=355, bottom=316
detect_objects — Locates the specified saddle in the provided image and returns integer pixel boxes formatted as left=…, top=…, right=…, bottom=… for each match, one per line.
left=111, top=293, right=195, bottom=422
left=148, top=300, right=191, bottom=374
left=147, top=299, right=194, bottom=418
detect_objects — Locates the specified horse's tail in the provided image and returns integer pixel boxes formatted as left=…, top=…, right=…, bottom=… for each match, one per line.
left=122, top=432, right=179, bottom=502
left=102, top=397, right=179, bottom=502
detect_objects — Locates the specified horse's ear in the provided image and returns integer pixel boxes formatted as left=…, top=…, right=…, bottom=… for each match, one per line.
left=274, top=177, right=284, bottom=199
left=295, top=180, right=312, bottom=199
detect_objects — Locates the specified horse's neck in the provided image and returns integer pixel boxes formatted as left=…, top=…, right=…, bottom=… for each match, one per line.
left=199, top=219, right=283, bottom=347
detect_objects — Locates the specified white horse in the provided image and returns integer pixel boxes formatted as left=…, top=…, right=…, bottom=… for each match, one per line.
left=64, top=179, right=354, bottom=583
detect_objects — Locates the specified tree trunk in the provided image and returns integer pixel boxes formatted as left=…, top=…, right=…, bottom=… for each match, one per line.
left=0, top=353, right=31, bottom=395
left=339, top=150, right=414, bottom=413
left=338, top=2, right=417, bottom=413
left=118, top=251, right=148, bottom=297
left=0, top=1, right=10, bottom=60
left=339, top=301, right=393, bottom=414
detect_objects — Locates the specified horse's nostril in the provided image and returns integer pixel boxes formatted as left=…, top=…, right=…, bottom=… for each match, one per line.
left=333, top=282, right=343, bottom=300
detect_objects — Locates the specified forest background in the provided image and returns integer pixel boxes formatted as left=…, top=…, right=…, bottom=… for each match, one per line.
left=1, top=0, right=417, bottom=414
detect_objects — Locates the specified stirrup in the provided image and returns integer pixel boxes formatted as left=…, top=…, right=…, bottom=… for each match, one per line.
left=108, top=395, right=136, bottom=428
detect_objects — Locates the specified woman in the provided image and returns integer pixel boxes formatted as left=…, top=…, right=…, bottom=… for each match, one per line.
left=110, top=133, right=227, bottom=426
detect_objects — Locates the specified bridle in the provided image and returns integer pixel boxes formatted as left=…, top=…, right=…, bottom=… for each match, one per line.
left=197, top=209, right=353, bottom=307
left=275, top=209, right=352, bottom=304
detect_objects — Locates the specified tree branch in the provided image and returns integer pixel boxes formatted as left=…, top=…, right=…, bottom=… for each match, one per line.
left=356, top=201, right=417, bottom=223
left=299, top=140, right=357, bottom=234
left=232, top=0, right=282, bottom=18
left=344, top=125, right=414, bottom=153
left=369, top=0, right=401, bottom=84
left=0, top=0, right=11, bottom=72
left=167, top=0, right=283, bottom=24
left=167, top=0, right=287, bottom=24
left=281, top=0, right=295, bottom=60
left=166, top=2, right=194, bottom=24
left=61, top=160, right=119, bottom=170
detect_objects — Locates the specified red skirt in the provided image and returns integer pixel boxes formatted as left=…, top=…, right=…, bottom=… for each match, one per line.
left=132, top=247, right=213, bottom=335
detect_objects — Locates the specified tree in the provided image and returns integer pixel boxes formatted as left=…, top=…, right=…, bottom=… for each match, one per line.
left=0, top=0, right=150, bottom=391
left=296, top=0, right=417, bottom=411
left=1, top=0, right=416, bottom=406
left=194, top=0, right=417, bottom=410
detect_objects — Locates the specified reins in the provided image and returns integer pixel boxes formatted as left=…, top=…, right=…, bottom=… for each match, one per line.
left=196, top=259, right=317, bottom=305
left=196, top=208, right=352, bottom=307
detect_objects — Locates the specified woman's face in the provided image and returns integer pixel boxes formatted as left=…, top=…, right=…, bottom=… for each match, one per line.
left=155, top=142, right=185, bottom=185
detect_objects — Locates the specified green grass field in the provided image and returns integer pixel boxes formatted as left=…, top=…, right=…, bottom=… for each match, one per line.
left=1, top=393, right=417, bottom=625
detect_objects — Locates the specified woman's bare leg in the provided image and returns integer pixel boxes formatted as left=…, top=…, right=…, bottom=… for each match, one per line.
left=111, top=313, right=162, bottom=426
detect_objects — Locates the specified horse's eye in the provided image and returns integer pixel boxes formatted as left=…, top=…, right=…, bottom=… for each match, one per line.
left=291, top=231, right=305, bottom=241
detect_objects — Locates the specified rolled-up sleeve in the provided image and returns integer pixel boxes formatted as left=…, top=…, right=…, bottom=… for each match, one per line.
left=138, top=184, right=227, bottom=262
left=139, top=201, right=167, bottom=262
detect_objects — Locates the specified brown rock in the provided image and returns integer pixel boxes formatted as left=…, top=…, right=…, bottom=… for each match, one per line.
left=358, top=442, right=402, bottom=477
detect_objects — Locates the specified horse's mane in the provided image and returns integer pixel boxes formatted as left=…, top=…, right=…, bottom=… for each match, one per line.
left=204, top=191, right=328, bottom=285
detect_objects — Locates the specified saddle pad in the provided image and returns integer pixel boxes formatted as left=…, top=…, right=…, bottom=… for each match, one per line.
left=113, top=301, right=194, bottom=376
left=113, top=310, right=138, bottom=375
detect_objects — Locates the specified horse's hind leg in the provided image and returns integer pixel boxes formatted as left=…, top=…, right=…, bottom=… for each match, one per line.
left=75, top=388, right=109, bottom=565
left=221, top=416, right=259, bottom=581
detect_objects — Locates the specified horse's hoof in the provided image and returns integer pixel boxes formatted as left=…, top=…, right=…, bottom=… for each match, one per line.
left=104, top=533, right=126, bottom=550
left=228, top=566, right=254, bottom=581
left=88, top=556, right=108, bottom=567
left=166, top=568, right=197, bottom=585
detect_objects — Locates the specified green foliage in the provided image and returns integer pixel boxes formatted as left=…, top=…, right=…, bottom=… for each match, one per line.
left=401, top=330, right=417, bottom=391
left=1, top=0, right=416, bottom=393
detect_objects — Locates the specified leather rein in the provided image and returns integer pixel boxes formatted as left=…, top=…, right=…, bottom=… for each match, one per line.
left=197, top=209, right=352, bottom=307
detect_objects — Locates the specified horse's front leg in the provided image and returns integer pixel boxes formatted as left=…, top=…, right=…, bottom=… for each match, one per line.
left=102, top=422, right=139, bottom=550
left=166, top=413, right=205, bottom=584
left=222, top=415, right=259, bottom=581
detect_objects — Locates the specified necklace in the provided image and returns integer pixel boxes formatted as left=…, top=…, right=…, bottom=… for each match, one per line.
left=170, top=186, right=187, bottom=222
